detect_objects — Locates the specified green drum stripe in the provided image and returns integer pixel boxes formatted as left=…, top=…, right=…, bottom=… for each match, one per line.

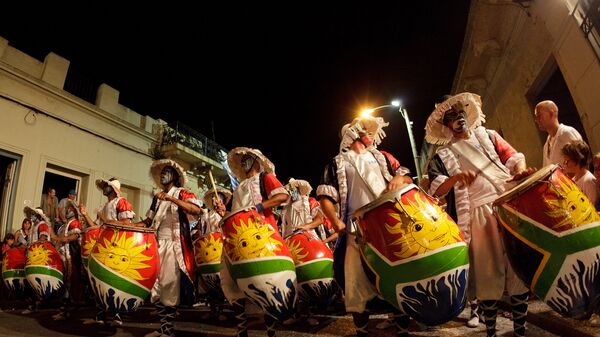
left=363, top=244, right=469, bottom=304
left=296, top=260, right=334, bottom=283
left=25, top=266, right=63, bottom=279
left=198, top=263, right=221, bottom=274
left=3, top=270, right=25, bottom=278
left=88, top=256, right=149, bottom=299
left=496, top=207, right=600, bottom=297
left=228, top=258, right=295, bottom=280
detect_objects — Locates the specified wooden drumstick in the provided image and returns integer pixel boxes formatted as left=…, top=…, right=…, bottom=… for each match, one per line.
left=208, top=168, right=219, bottom=203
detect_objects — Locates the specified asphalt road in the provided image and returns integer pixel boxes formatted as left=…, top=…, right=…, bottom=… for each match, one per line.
left=0, top=300, right=566, bottom=337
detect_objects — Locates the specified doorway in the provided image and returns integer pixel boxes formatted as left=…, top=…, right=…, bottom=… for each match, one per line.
left=0, top=152, right=20, bottom=239
left=529, top=59, right=588, bottom=144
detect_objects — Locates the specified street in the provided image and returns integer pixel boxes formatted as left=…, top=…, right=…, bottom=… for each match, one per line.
left=1, top=299, right=594, bottom=337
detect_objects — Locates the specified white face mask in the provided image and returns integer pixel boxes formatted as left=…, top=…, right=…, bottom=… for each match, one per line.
left=290, top=189, right=300, bottom=202
left=66, top=210, right=75, bottom=219
left=160, top=167, right=175, bottom=185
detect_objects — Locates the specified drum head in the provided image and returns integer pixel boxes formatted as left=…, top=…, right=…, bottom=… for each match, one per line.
left=103, top=223, right=155, bottom=233
left=353, top=183, right=415, bottom=219
left=494, top=164, right=558, bottom=206
left=283, top=228, right=305, bottom=240
left=219, top=207, right=256, bottom=225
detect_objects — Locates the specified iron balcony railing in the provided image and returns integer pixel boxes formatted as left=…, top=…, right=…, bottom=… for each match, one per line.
left=577, top=0, right=600, bottom=62
left=161, top=121, right=228, bottom=163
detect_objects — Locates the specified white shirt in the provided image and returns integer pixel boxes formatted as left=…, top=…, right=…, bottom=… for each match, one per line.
left=574, top=170, right=598, bottom=207
left=543, top=124, right=582, bottom=167
left=343, top=151, right=387, bottom=215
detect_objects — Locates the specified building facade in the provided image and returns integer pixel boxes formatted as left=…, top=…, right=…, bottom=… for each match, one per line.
left=452, top=0, right=600, bottom=167
left=0, top=36, right=229, bottom=238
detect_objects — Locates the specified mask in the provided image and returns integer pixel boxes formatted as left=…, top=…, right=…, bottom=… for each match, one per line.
left=359, top=134, right=373, bottom=147
left=102, top=185, right=114, bottom=196
left=160, top=167, right=175, bottom=185
left=66, top=211, right=75, bottom=219
left=290, top=189, right=300, bottom=202
left=241, top=155, right=257, bottom=174
left=30, top=215, right=38, bottom=222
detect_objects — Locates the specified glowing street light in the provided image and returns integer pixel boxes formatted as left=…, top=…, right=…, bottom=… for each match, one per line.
left=360, top=100, right=422, bottom=182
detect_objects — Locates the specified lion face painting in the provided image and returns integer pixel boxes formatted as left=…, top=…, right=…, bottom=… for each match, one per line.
left=27, top=244, right=52, bottom=266
left=385, top=193, right=462, bottom=259
left=93, top=231, right=152, bottom=281
left=227, top=217, right=282, bottom=261
left=545, top=174, right=600, bottom=230
left=195, top=235, right=223, bottom=264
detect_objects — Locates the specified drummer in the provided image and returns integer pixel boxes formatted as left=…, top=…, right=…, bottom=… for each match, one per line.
left=23, top=207, right=52, bottom=244
left=20, top=207, right=53, bottom=315
left=225, top=147, right=289, bottom=337
left=50, top=200, right=83, bottom=320
left=78, top=178, right=135, bottom=326
left=137, top=159, right=200, bottom=337
left=425, top=92, right=534, bottom=337
left=197, top=187, right=231, bottom=319
left=201, top=187, right=232, bottom=234
left=317, top=115, right=413, bottom=337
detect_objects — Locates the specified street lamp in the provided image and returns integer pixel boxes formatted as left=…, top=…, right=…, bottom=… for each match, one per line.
left=360, top=101, right=422, bottom=183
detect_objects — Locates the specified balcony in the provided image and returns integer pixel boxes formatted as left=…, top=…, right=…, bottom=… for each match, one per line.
left=158, top=121, right=231, bottom=187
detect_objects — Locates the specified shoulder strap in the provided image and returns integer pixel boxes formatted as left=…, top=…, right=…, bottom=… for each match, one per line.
left=259, top=171, right=268, bottom=201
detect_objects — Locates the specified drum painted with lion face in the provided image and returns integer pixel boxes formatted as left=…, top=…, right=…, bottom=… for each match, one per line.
left=81, top=226, right=103, bottom=270
left=2, top=246, right=28, bottom=297
left=493, top=164, right=600, bottom=318
left=284, top=229, right=337, bottom=306
left=353, top=184, right=469, bottom=326
left=194, top=231, right=224, bottom=300
left=25, top=241, right=64, bottom=300
left=221, top=207, right=297, bottom=321
left=88, top=224, right=158, bottom=313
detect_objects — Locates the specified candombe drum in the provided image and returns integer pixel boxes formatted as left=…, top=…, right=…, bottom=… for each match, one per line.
left=221, top=207, right=297, bottom=321
left=493, top=164, right=600, bottom=318
left=284, top=229, right=337, bottom=306
left=353, top=184, right=469, bottom=326
left=81, top=225, right=103, bottom=270
left=88, top=224, right=158, bottom=313
left=2, top=246, right=28, bottom=297
left=194, top=231, right=225, bottom=300
left=25, top=241, right=64, bottom=300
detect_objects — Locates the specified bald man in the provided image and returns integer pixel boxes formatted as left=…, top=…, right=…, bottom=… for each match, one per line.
left=534, top=100, right=583, bottom=167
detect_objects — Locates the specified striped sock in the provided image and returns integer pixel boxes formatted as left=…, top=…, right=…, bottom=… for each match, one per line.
left=480, top=300, right=498, bottom=337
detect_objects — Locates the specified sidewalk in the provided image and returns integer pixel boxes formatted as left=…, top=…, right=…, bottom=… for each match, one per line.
left=527, top=300, right=600, bottom=337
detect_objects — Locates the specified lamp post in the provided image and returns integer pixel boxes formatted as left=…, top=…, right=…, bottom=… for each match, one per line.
left=361, top=100, right=422, bottom=183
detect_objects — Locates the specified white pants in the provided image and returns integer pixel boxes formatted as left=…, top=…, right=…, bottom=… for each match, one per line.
left=470, top=204, right=528, bottom=300
left=151, top=240, right=181, bottom=307
left=344, top=233, right=380, bottom=313
left=219, top=257, right=245, bottom=302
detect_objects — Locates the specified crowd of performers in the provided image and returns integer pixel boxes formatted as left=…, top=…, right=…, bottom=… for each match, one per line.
left=2, top=92, right=600, bottom=337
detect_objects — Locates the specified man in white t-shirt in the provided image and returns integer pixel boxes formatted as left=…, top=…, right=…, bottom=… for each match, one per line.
left=534, top=100, right=583, bottom=167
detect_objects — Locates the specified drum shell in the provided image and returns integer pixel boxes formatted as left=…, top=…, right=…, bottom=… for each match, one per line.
left=88, top=225, right=159, bottom=313
left=220, top=207, right=297, bottom=321
left=494, top=165, right=600, bottom=318
left=285, top=230, right=337, bottom=305
left=2, top=246, right=28, bottom=297
left=194, top=232, right=224, bottom=300
left=354, top=184, right=469, bottom=326
left=25, top=241, right=64, bottom=300
left=81, top=226, right=103, bottom=270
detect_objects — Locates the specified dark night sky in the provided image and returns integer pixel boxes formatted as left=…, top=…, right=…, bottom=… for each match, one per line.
left=1, top=2, right=471, bottom=187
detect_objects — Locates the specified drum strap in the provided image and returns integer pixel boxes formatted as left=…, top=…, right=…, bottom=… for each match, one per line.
left=449, top=140, right=510, bottom=193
